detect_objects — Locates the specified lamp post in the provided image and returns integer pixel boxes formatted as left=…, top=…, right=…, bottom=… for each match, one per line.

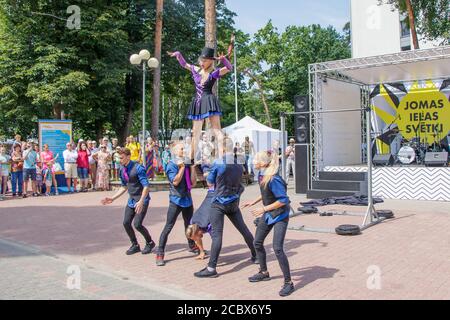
left=130, top=50, right=159, bottom=168
left=233, top=37, right=238, bottom=123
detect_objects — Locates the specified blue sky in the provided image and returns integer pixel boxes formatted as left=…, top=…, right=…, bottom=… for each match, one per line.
left=226, top=0, right=351, bottom=35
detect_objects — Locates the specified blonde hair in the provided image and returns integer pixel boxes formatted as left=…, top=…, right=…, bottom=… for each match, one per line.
left=198, top=59, right=215, bottom=84
left=186, top=224, right=200, bottom=239
left=255, top=151, right=279, bottom=188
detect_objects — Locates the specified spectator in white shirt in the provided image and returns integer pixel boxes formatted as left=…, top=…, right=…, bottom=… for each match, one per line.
left=63, top=142, right=78, bottom=193
left=285, top=139, right=296, bottom=184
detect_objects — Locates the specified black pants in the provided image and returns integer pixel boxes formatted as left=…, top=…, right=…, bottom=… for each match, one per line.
left=123, top=204, right=153, bottom=245
left=254, top=216, right=291, bottom=282
left=208, top=200, right=256, bottom=269
left=157, top=202, right=195, bottom=254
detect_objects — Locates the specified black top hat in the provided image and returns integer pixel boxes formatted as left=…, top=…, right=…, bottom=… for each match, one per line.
left=200, top=47, right=215, bottom=60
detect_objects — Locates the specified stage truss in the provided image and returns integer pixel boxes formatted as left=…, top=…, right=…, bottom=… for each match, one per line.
left=308, top=45, right=450, bottom=182
left=280, top=45, right=450, bottom=234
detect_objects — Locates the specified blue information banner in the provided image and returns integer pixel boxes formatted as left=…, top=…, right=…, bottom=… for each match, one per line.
left=38, top=120, right=72, bottom=175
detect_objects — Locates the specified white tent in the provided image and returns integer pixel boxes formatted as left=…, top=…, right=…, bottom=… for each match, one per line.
left=223, top=116, right=285, bottom=153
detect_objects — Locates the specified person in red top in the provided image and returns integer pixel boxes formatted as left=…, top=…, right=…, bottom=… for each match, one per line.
left=77, top=141, right=90, bottom=192
left=40, top=144, right=59, bottom=195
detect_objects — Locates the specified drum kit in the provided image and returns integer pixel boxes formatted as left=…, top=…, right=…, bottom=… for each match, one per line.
left=375, top=127, right=449, bottom=166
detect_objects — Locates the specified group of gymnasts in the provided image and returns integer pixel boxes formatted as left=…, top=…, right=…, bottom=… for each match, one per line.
left=101, top=46, right=295, bottom=297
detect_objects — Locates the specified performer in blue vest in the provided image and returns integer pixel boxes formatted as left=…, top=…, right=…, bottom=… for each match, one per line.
left=155, top=142, right=197, bottom=266
left=101, top=148, right=155, bottom=256
left=194, top=138, right=257, bottom=278
left=241, top=151, right=294, bottom=297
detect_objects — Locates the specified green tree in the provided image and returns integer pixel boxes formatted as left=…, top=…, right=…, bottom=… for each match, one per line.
left=379, top=0, right=450, bottom=47
left=236, top=22, right=350, bottom=134
left=0, top=0, right=237, bottom=142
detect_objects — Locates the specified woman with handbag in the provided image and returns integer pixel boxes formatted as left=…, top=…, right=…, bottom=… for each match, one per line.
left=241, top=151, right=295, bottom=297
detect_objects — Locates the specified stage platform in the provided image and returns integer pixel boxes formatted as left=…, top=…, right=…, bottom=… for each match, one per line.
left=323, top=165, right=450, bottom=202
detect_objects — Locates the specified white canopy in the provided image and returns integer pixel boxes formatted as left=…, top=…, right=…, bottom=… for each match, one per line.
left=223, top=116, right=284, bottom=153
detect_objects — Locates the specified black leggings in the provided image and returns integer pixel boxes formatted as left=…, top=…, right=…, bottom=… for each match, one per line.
left=123, top=204, right=153, bottom=244
left=208, top=200, right=256, bottom=269
left=157, top=202, right=195, bottom=254
left=254, top=216, right=291, bottom=282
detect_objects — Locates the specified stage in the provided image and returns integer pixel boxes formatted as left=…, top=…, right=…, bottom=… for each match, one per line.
left=286, top=45, right=450, bottom=203
left=324, top=165, right=450, bottom=202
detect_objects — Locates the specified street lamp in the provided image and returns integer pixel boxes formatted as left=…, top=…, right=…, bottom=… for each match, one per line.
left=130, top=49, right=160, bottom=168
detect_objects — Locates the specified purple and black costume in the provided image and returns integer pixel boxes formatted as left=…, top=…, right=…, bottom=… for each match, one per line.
left=190, top=190, right=214, bottom=234
left=174, top=51, right=233, bottom=121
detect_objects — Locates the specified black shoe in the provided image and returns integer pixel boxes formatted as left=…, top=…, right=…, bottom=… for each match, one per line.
left=156, top=254, right=165, bottom=266
left=251, top=256, right=260, bottom=264
left=126, top=244, right=141, bottom=255
left=189, top=245, right=200, bottom=255
left=279, top=281, right=295, bottom=297
left=141, top=241, right=155, bottom=255
left=194, top=267, right=218, bottom=278
left=22, top=194, right=27, bottom=198
left=248, top=271, right=271, bottom=283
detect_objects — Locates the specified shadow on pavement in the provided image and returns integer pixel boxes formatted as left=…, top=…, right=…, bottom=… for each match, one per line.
left=270, top=266, right=340, bottom=290
left=0, top=205, right=171, bottom=257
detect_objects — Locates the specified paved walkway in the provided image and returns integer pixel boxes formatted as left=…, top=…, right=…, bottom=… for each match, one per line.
left=0, top=184, right=449, bottom=300
left=0, top=238, right=197, bottom=300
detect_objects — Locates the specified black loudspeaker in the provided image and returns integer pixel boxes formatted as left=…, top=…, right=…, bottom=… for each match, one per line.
left=424, top=152, right=448, bottom=167
left=295, top=144, right=309, bottom=194
left=373, top=154, right=395, bottom=166
left=294, top=95, right=310, bottom=143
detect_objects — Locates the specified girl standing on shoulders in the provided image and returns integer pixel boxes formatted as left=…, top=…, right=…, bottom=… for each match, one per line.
left=167, top=47, right=233, bottom=162
left=242, top=151, right=295, bottom=297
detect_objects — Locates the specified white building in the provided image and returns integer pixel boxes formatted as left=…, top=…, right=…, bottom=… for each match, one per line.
left=351, top=0, right=444, bottom=58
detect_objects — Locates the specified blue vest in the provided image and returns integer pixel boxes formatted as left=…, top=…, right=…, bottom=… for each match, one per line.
left=213, top=158, right=244, bottom=201
left=260, top=174, right=290, bottom=220
left=127, top=163, right=143, bottom=201
left=168, top=163, right=191, bottom=199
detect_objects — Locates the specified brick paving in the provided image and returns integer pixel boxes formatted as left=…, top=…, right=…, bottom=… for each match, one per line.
left=0, top=239, right=197, bottom=300
left=0, top=184, right=449, bottom=300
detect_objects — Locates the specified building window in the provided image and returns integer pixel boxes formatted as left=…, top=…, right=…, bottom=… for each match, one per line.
left=400, top=19, right=410, bottom=38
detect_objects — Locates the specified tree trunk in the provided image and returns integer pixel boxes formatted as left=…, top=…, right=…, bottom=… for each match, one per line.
left=119, top=73, right=136, bottom=144
left=53, top=103, right=62, bottom=120
left=95, top=120, right=103, bottom=142
left=120, top=98, right=134, bottom=144
left=405, top=0, right=419, bottom=49
left=205, top=0, right=217, bottom=51
left=242, top=69, right=273, bottom=128
left=205, top=0, right=217, bottom=101
left=152, top=0, right=163, bottom=140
